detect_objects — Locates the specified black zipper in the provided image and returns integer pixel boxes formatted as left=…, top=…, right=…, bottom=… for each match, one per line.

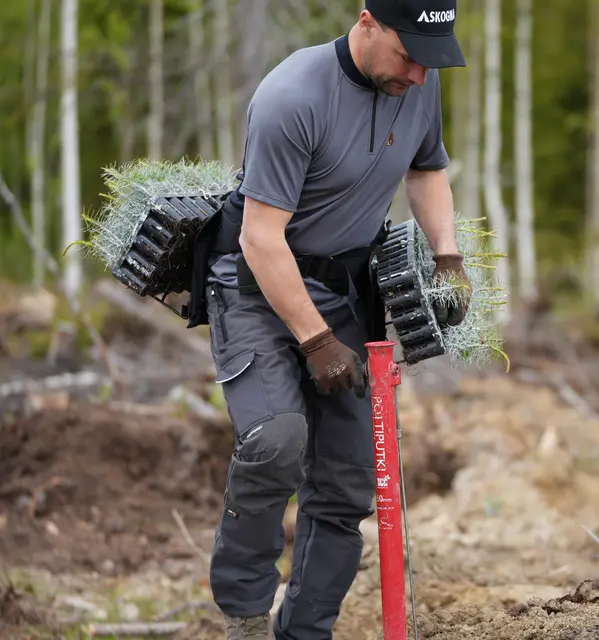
left=213, top=285, right=229, bottom=343
left=369, top=89, right=379, bottom=153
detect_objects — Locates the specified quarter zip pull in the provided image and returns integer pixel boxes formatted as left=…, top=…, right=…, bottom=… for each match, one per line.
left=369, top=89, right=379, bottom=153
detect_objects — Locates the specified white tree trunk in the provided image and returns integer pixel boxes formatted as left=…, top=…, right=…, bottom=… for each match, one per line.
left=24, top=0, right=37, bottom=162
left=188, top=0, right=213, bottom=161
left=514, top=0, right=537, bottom=302
left=118, top=62, right=137, bottom=163
left=484, top=0, right=510, bottom=320
left=31, top=0, right=52, bottom=289
left=463, top=27, right=483, bottom=221
left=588, top=0, right=599, bottom=310
left=148, top=0, right=164, bottom=160
left=214, top=0, right=235, bottom=167
left=236, top=0, right=269, bottom=160
left=450, top=16, right=469, bottom=212
left=61, top=0, right=82, bottom=297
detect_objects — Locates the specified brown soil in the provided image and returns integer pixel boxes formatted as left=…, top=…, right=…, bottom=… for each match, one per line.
left=0, top=396, right=459, bottom=578
left=2, top=372, right=599, bottom=639
left=0, top=403, right=233, bottom=575
left=331, top=375, right=599, bottom=639
left=417, top=580, right=599, bottom=640
left=170, top=580, right=599, bottom=640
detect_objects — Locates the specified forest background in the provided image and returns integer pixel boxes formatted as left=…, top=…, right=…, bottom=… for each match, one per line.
left=0, top=0, right=598, bottom=329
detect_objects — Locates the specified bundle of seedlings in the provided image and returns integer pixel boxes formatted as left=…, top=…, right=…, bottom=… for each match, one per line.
left=68, top=157, right=238, bottom=302
left=374, top=215, right=509, bottom=370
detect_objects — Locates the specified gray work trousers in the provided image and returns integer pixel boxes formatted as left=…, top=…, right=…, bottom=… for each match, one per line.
left=206, top=280, right=376, bottom=640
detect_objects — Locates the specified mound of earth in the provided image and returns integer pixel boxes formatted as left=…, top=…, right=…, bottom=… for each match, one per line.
left=0, top=403, right=233, bottom=574
left=405, top=375, right=599, bottom=588
left=417, top=580, right=599, bottom=640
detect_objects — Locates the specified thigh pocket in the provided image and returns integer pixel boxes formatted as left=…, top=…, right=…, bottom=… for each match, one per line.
left=216, top=349, right=273, bottom=436
left=206, top=284, right=229, bottom=360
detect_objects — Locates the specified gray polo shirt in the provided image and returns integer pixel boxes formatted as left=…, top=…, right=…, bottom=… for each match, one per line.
left=209, top=34, right=449, bottom=314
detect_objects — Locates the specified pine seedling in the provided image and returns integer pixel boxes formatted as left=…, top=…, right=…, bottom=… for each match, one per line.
left=67, top=157, right=239, bottom=272
left=414, top=213, right=510, bottom=371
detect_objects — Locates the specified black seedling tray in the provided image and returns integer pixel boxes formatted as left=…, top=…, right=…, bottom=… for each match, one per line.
left=112, top=192, right=227, bottom=298
left=374, top=221, right=447, bottom=364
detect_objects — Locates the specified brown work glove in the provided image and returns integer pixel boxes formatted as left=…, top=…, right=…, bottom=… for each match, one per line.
left=432, top=254, right=473, bottom=327
left=299, top=327, right=367, bottom=399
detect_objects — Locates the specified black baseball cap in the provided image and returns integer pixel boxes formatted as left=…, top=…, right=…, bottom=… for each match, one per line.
left=365, top=0, right=466, bottom=68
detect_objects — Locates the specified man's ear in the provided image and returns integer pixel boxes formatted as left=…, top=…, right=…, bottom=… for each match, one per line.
left=359, top=10, right=378, bottom=35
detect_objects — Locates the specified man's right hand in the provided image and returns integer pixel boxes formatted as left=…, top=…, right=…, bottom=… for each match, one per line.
left=299, top=327, right=367, bottom=399
left=239, top=196, right=367, bottom=398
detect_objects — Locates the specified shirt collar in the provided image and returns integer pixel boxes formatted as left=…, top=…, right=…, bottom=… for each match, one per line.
left=335, top=33, right=376, bottom=91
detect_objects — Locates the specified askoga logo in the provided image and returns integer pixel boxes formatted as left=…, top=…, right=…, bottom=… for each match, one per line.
left=417, top=9, right=456, bottom=23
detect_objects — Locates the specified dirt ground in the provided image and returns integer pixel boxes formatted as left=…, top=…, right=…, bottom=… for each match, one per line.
left=333, top=374, right=599, bottom=639
left=0, top=403, right=233, bottom=575
left=2, top=366, right=599, bottom=638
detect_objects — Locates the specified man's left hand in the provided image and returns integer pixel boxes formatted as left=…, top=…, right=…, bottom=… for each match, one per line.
left=432, top=254, right=473, bottom=327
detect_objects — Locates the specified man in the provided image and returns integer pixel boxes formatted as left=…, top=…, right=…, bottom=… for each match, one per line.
left=204, top=0, right=471, bottom=637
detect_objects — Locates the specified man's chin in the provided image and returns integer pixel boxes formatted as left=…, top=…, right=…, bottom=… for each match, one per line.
left=377, top=80, right=412, bottom=97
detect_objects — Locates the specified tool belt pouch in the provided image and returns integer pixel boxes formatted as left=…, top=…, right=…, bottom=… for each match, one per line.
left=367, top=261, right=388, bottom=341
left=211, top=187, right=245, bottom=255
left=346, top=256, right=386, bottom=343
left=184, top=213, right=221, bottom=328
left=184, top=187, right=245, bottom=327
left=355, top=224, right=390, bottom=342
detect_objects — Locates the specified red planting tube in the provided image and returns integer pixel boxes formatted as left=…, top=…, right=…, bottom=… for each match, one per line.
left=365, top=341, right=406, bottom=640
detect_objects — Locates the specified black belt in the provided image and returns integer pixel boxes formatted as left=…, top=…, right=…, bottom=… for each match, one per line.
left=234, top=239, right=388, bottom=342
left=236, top=251, right=366, bottom=298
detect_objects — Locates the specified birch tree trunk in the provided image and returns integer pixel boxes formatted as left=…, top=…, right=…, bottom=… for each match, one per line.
left=463, top=21, right=483, bottom=220
left=450, top=0, right=470, bottom=212
left=31, top=0, right=52, bottom=289
left=235, top=0, right=269, bottom=160
left=588, top=0, right=599, bottom=310
left=484, top=0, right=511, bottom=320
left=214, top=0, right=235, bottom=167
left=61, top=0, right=82, bottom=297
left=189, top=0, right=213, bottom=161
left=515, top=0, right=537, bottom=302
left=24, top=0, right=37, bottom=168
left=118, top=60, right=137, bottom=163
left=148, top=0, right=164, bottom=160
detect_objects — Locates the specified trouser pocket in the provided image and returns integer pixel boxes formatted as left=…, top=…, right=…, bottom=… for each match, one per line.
left=212, top=283, right=229, bottom=343
left=206, top=283, right=230, bottom=364
left=215, top=349, right=273, bottom=438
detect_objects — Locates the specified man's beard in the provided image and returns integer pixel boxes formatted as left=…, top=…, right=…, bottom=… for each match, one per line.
left=363, top=56, right=410, bottom=96
left=370, top=75, right=411, bottom=96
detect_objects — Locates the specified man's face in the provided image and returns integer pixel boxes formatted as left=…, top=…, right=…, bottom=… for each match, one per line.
left=361, top=15, right=430, bottom=96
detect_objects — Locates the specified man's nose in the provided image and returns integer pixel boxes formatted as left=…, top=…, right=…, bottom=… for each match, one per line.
left=407, top=64, right=428, bottom=86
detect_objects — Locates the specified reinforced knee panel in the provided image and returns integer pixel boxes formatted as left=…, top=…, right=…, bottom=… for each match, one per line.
left=226, top=412, right=308, bottom=513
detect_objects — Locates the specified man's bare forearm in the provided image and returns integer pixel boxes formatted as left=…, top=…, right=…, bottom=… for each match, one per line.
left=404, top=168, right=460, bottom=255
left=240, top=235, right=329, bottom=344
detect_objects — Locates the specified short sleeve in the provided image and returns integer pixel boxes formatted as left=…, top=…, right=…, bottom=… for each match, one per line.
left=410, top=71, right=450, bottom=172
left=238, top=89, right=316, bottom=212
